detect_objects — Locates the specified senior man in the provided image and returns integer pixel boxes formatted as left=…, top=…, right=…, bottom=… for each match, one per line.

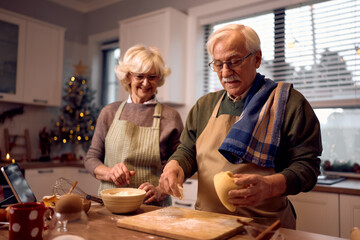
left=159, top=24, right=322, bottom=229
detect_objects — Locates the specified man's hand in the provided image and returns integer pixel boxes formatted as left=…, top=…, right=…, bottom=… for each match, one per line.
left=159, top=160, right=185, bottom=199
left=139, top=182, right=168, bottom=204
left=228, top=173, right=286, bottom=207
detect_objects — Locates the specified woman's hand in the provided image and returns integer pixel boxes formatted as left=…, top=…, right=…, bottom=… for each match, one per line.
left=158, top=160, right=184, bottom=199
left=94, top=163, right=136, bottom=186
left=139, top=182, right=168, bottom=204
left=109, top=163, right=136, bottom=186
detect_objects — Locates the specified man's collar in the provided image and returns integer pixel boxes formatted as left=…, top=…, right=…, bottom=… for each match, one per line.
left=227, top=86, right=252, bottom=103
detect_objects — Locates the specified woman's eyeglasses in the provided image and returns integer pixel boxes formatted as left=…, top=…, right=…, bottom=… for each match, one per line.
left=130, top=72, right=160, bottom=82
left=208, top=51, right=254, bottom=72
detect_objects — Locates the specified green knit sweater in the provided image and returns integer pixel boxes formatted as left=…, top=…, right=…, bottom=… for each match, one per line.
left=170, top=88, right=322, bottom=196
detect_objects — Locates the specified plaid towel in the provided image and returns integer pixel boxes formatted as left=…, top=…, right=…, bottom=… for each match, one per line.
left=218, top=74, right=292, bottom=167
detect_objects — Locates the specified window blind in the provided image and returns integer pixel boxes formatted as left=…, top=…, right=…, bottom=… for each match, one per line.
left=204, top=0, right=360, bottom=106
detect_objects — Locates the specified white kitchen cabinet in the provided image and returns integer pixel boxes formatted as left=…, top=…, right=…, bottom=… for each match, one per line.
left=0, top=9, right=65, bottom=107
left=0, top=10, right=26, bottom=102
left=25, top=167, right=100, bottom=201
left=119, top=7, right=187, bottom=105
left=340, top=194, right=360, bottom=239
left=25, top=167, right=63, bottom=200
left=172, top=178, right=198, bottom=209
left=71, top=168, right=100, bottom=197
left=288, top=192, right=339, bottom=237
left=23, top=20, right=64, bottom=106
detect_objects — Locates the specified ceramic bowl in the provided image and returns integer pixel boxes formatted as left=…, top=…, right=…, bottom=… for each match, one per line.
left=100, top=188, right=146, bottom=214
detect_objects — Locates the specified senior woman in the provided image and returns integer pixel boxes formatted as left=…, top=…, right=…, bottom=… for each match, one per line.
left=84, top=45, right=184, bottom=206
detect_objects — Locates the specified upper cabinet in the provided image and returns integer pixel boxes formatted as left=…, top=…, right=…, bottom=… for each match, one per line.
left=0, top=10, right=26, bottom=103
left=23, top=21, right=64, bottom=106
left=0, top=9, right=65, bottom=107
left=119, top=7, right=187, bottom=105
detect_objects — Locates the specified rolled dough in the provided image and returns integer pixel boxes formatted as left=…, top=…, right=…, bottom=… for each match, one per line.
left=213, top=171, right=242, bottom=212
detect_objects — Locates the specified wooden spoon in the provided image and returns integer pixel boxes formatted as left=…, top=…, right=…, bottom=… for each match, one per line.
left=68, top=180, right=78, bottom=194
left=255, top=219, right=281, bottom=240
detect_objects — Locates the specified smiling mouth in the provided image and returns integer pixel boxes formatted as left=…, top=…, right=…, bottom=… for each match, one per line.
left=140, top=88, right=152, bottom=92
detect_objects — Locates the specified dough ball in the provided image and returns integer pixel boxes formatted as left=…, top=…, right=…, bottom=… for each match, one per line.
left=213, top=171, right=243, bottom=212
left=55, top=193, right=83, bottom=214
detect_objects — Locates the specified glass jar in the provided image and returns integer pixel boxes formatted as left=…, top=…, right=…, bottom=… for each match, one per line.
left=47, top=210, right=88, bottom=240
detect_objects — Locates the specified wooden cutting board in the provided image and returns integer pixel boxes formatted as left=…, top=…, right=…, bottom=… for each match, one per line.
left=117, top=206, right=252, bottom=240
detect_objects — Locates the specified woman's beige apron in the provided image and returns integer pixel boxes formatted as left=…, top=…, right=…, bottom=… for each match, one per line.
left=98, top=101, right=163, bottom=194
left=195, top=94, right=296, bottom=229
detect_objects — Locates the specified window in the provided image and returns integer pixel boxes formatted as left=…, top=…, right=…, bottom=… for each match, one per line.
left=100, top=40, right=120, bottom=106
left=204, top=0, right=360, bottom=173
left=314, top=108, right=360, bottom=174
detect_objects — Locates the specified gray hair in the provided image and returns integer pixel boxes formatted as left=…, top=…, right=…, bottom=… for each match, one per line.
left=115, top=45, right=171, bottom=93
left=206, top=24, right=261, bottom=58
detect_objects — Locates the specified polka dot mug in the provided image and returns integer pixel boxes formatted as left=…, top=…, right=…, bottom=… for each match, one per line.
left=9, top=202, right=54, bottom=240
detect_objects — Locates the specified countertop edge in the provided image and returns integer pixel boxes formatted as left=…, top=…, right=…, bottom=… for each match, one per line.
left=313, top=179, right=360, bottom=196
left=0, top=161, right=85, bottom=169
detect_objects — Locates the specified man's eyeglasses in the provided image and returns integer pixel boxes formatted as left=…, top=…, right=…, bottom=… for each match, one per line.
left=208, top=51, right=255, bottom=72
left=130, top=72, right=160, bottom=82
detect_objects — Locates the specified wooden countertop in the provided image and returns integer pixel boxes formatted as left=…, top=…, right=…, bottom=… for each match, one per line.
left=0, top=204, right=348, bottom=240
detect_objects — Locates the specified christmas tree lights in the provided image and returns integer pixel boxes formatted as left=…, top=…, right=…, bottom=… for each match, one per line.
left=51, top=61, right=99, bottom=153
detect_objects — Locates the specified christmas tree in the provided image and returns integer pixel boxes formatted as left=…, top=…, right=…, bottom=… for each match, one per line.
left=51, top=61, right=99, bottom=154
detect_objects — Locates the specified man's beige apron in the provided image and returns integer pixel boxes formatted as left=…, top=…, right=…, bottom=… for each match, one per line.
left=98, top=101, right=163, bottom=194
left=195, top=94, right=296, bottom=229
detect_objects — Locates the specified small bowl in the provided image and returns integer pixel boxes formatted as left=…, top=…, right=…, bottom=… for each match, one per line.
left=82, top=198, right=91, bottom=213
left=100, top=188, right=146, bottom=214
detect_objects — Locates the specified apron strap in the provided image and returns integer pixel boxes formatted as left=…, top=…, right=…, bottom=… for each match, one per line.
left=211, top=92, right=226, bottom=118
left=152, top=103, right=162, bottom=129
left=115, top=100, right=127, bottom=119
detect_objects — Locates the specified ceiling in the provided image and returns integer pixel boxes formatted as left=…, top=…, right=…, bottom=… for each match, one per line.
left=48, top=0, right=124, bottom=13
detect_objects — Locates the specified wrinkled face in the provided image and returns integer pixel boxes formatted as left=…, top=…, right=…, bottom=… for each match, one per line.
left=212, top=31, right=261, bottom=99
left=129, top=68, right=160, bottom=103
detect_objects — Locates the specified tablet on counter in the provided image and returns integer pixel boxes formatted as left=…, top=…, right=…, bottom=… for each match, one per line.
left=1, top=163, right=37, bottom=204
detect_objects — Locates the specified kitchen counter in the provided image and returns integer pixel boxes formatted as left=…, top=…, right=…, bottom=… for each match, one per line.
left=0, top=160, right=85, bottom=170
left=0, top=204, right=348, bottom=240
left=314, top=178, right=360, bottom=196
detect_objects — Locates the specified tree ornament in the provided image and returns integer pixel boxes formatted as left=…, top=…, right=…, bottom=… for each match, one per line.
left=73, top=61, right=88, bottom=76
